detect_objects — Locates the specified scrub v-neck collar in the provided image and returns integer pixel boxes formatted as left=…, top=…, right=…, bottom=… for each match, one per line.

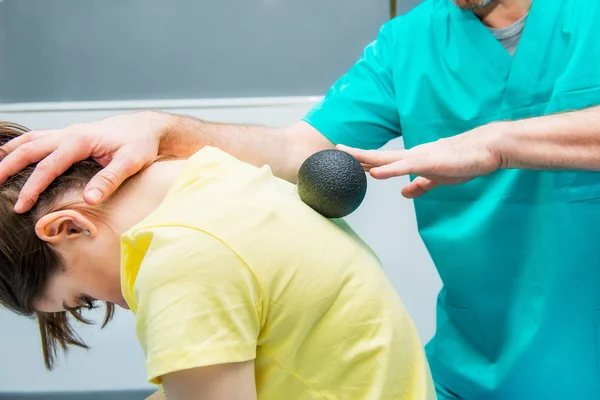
left=448, top=0, right=564, bottom=109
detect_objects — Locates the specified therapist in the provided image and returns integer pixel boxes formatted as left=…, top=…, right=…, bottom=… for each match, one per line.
left=2, top=0, right=600, bottom=398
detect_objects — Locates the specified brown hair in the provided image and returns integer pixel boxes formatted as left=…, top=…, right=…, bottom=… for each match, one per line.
left=0, top=122, right=114, bottom=370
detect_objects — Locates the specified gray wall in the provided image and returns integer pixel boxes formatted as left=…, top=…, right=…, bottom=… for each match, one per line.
left=0, top=0, right=422, bottom=103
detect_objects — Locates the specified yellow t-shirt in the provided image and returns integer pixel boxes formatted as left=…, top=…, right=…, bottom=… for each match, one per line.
left=121, top=147, right=435, bottom=399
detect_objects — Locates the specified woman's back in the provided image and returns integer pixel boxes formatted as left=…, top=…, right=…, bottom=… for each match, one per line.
left=121, top=146, right=435, bottom=399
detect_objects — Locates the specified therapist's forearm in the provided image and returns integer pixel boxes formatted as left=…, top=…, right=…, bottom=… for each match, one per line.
left=494, top=105, right=600, bottom=170
left=158, top=113, right=332, bottom=183
left=160, top=113, right=282, bottom=168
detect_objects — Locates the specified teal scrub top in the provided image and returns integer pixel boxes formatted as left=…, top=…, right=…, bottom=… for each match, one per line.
left=303, top=0, right=600, bottom=398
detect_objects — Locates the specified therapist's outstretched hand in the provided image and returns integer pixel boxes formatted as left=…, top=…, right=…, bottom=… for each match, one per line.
left=0, top=111, right=169, bottom=213
left=337, top=127, right=503, bottom=198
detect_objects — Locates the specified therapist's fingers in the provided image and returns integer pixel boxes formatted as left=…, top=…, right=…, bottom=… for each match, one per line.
left=0, top=134, right=62, bottom=186
left=360, top=162, right=375, bottom=171
left=0, top=130, right=33, bottom=156
left=336, top=145, right=407, bottom=167
left=14, top=138, right=93, bottom=212
left=0, top=127, right=58, bottom=157
left=83, top=146, right=150, bottom=205
left=368, top=156, right=436, bottom=179
left=0, top=131, right=48, bottom=183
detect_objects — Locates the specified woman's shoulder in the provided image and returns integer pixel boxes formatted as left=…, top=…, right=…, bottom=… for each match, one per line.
left=121, top=224, right=249, bottom=312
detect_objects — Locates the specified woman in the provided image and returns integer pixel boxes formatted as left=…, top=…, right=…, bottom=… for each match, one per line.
left=0, top=122, right=435, bottom=399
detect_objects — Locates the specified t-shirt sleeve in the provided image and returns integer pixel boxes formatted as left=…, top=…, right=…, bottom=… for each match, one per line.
left=302, top=20, right=401, bottom=149
left=131, top=226, right=263, bottom=385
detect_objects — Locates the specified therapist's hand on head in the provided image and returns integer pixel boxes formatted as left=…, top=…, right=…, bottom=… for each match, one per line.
left=0, top=111, right=170, bottom=213
left=338, top=124, right=503, bottom=199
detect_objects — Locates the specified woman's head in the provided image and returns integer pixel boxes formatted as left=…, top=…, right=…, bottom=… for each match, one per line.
left=0, top=122, right=125, bottom=370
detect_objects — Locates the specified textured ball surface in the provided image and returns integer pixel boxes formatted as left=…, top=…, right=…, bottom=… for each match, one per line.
left=297, top=149, right=367, bottom=218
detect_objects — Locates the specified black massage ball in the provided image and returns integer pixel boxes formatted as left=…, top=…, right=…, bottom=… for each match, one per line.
left=297, top=149, right=367, bottom=219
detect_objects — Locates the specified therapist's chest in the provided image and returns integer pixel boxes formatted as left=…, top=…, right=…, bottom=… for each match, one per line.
left=394, top=0, right=600, bottom=147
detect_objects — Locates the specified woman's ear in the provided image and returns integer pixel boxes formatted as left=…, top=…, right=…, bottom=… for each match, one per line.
left=35, top=210, right=97, bottom=244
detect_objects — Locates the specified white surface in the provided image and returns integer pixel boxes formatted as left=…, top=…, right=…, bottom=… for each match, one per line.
left=0, top=96, right=325, bottom=112
left=0, top=97, right=441, bottom=392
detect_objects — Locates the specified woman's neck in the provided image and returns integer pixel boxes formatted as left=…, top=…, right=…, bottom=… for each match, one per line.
left=106, top=159, right=187, bottom=235
left=474, top=0, right=532, bottom=28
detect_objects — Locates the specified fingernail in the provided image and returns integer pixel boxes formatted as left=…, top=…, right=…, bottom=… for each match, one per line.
left=85, top=188, right=103, bottom=204
left=14, top=199, right=24, bottom=213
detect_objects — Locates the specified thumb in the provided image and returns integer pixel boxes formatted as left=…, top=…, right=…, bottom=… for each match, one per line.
left=83, top=149, right=146, bottom=205
left=401, top=176, right=472, bottom=198
left=401, top=177, right=439, bottom=198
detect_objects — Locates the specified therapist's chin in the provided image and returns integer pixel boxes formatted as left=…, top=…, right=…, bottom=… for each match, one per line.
left=452, top=0, right=494, bottom=10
